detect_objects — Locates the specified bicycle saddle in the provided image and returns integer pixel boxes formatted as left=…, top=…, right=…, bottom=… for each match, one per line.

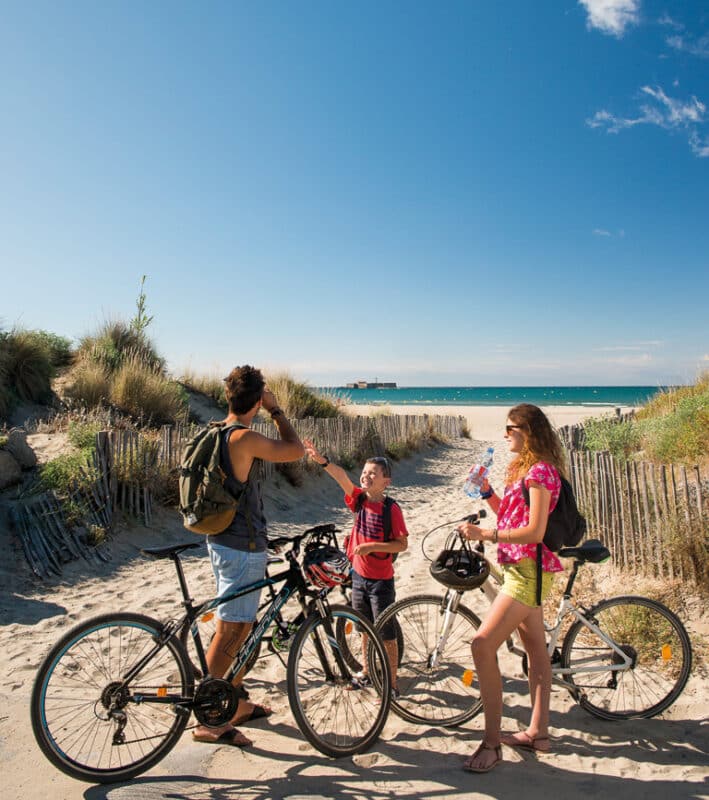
left=558, top=539, right=610, bottom=563
left=141, top=542, right=202, bottom=559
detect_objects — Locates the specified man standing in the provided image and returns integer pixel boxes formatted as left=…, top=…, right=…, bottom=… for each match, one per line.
left=192, top=365, right=304, bottom=747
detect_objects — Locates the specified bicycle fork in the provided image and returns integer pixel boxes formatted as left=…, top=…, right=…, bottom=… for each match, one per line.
left=429, top=591, right=465, bottom=669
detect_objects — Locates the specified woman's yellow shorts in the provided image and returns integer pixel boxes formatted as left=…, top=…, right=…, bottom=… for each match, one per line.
left=500, top=558, right=554, bottom=607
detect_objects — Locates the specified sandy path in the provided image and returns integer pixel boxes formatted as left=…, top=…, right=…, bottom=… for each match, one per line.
left=1, top=436, right=706, bottom=799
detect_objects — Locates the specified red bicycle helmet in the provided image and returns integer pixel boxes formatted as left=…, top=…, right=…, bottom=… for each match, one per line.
left=303, top=545, right=351, bottom=589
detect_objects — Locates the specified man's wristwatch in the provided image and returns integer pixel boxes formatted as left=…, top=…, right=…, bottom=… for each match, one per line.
left=270, top=408, right=284, bottom=418
left=320, top=456, right=330, bottom=468
left=480, top=487, right=494, bottom=500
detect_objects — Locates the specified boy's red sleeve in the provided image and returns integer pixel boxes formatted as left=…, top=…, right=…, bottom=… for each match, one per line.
left=391, top=503, right=408, bottom=538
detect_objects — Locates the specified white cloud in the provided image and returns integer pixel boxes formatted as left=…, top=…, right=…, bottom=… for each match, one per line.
left=578, top=0, right=640, bottom=37
left=595, top=342, right=663, bottom=352
left=666, top=32, right=709, bottom=58
left=593, top=228, right=612, bottom=236
left=658, top=14, right=683, bottom=31
left=587, top=84, right=708, bottom=156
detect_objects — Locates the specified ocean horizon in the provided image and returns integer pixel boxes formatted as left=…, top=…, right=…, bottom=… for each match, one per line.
left=321, top=385, right=665, bottom=407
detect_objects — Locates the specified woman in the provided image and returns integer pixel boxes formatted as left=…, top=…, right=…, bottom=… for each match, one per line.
left=458, top=403, right=565, bottom=773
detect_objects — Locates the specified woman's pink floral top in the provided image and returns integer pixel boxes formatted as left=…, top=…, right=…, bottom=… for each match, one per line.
left=496, top=462, right=563, bottom=572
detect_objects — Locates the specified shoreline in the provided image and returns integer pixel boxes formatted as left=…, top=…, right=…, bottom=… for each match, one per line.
left=343, top=403, right=637, bottom=441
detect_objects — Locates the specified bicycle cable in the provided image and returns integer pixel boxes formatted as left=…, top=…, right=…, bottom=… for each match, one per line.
left=420, top=509, right=486, bottom=562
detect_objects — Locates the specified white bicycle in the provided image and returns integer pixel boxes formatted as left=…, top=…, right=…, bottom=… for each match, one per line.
left=373, top=514, right=692, bottom=727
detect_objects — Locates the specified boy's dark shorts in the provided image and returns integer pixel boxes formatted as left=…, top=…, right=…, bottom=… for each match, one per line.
left=351, top=571, right=397, bottom=640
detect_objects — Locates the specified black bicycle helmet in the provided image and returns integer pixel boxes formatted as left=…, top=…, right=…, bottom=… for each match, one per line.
left=303, top=545, right=351, bottom=589
left=430, top=544, right=489, bottom=591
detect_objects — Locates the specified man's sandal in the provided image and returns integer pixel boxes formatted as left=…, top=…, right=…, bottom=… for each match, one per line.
left=462, top=742, right=502, bottom=773
left=500, top=731, right=551, bottom=752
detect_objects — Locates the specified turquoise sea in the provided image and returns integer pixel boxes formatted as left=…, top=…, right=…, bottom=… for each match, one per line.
left=323, top=386, right=665, bottom=407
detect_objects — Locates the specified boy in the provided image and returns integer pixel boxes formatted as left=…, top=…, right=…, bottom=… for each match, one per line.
left=303, top=439, right=408, bottom=695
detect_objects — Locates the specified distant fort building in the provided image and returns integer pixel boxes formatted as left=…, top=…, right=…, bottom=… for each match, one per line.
left=346, top=380, right=397, bottom=389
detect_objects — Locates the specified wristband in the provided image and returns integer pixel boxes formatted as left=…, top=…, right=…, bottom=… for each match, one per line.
left=492, top=528, right=498, bottom=543
left=320, top=456, right=330, bottom=468
left=480, top=487, right=494, bottom=500
left=270, top=408, right=284, bottom=418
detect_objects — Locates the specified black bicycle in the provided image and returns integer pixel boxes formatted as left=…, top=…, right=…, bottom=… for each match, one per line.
left=30, top=524, right=392, bottom=784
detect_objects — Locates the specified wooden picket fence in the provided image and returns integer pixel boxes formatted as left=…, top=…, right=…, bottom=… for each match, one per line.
left=563, top=426, right=707, bottom=586
left=158, top=413, right=467, bottom=481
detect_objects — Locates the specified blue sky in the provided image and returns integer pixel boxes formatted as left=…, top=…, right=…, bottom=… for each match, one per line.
left=1, top=1, right=707, bottom=387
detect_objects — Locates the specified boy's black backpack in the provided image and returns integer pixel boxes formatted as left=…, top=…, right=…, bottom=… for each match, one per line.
left=353, top=493, right=401, bottom=562
left=522, top=476, right=587, bottom=605
left=178, top=422, right=246, bottom=535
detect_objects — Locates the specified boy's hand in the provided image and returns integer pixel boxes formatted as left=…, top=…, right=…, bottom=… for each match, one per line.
left=303, top=438, right=327, bottom=465
left=353, top=542, right=378, bottom=556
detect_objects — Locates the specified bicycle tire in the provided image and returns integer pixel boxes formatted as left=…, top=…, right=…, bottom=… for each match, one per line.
left=372, top=593, right=483, bottom=727
left=335, top=613, right=405, bottom=672
left=287, top=603, right=391, bottom=757
left=560, top=595, right=692, bottom=720
left=31, top=612, right=194, bottom=784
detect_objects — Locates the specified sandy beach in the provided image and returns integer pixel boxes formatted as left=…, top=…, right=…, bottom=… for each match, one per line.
left=343, top=403, right=639, bottom=442
left=1, top=406, right=706, bottom=800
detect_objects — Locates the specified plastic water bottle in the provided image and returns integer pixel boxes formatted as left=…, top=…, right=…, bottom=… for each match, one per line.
left=464, top=447, right=494, bottom=499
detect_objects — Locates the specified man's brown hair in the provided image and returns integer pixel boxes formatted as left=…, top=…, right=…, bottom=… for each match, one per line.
left=224, top=365, right=265, bottom=414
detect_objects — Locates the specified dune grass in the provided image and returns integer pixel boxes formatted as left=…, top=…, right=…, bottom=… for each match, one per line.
left=264, top=372, right=343, bottom=419
left=0, top=327, right=73, bottom=419
left=582, top=373, right=708, bottom=464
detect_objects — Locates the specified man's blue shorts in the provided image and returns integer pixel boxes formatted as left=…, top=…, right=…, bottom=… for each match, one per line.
left=351, top=571, right=397, bottom=640
left=207, top=542, right=268, bottom=623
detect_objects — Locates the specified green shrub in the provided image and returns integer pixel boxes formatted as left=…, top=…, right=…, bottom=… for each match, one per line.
left=582, top=416, right=642, bottom=460
left=40, top=451, right=91, bottom=495
left=68, top=419, right=105, bottom=450
left=25, top=330, right=74, bottom=368
left=637, top=389, right=709, bottom=463
left=110, top=356, right=188, bottom=424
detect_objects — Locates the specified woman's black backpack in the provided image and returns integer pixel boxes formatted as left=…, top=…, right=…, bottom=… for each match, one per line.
left=522, top=477, right=587, bottom=604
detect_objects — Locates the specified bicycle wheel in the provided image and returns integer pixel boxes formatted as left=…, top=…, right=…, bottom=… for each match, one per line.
left=287, top=604, right=391, bottom=757
left=373, top=594, right=483, bottom=727
left=31, top=612, right=194, bottom=784
left=561, top=595, right=692, bottom=720
left=335, top=614, right=404, bottom=672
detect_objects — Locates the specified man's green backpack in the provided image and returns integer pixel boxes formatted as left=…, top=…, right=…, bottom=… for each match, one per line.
left=178, top=423, right=244, bottom=535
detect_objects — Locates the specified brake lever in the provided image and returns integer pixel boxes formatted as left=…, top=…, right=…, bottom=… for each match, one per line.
left=463, top=508, right=487, bottom=524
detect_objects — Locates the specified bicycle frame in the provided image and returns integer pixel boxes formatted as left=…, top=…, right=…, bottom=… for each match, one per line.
left=473, top=552, right=634, bottom=688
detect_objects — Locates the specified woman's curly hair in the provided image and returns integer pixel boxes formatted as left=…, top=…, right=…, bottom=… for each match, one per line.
left=506, top=403, right=567, bottom=483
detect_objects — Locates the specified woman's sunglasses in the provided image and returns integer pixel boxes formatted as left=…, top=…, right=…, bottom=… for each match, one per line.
left=505, top=425, right=523, bottom=434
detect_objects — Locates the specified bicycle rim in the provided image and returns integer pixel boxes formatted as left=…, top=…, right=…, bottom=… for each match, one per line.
left=561, top=595, right=692, bottom=720
left=287, top=604, right=391, bottom=757
left=374, top=594, right=483, bottom=727
left=31, top=613, right=193, bottom=783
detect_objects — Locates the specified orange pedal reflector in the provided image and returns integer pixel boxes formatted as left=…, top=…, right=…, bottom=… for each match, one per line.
left=200, top=612, right=215, bottom=622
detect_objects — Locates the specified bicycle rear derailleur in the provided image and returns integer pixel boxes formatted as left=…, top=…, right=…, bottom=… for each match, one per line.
left=192, top=678, right=239, bottom=727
